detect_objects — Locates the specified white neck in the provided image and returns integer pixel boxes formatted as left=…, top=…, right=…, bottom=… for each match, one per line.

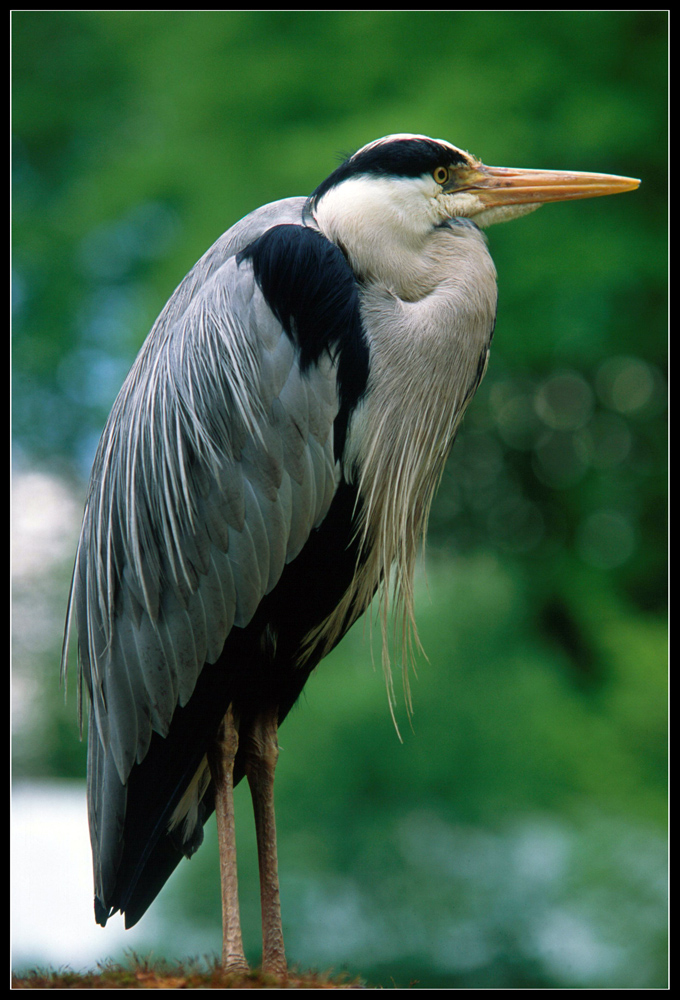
left=313, top=175, right=444, bottom=299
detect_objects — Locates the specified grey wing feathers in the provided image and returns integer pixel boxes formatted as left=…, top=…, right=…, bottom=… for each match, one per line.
left=65, top=197, right=340, bottom=787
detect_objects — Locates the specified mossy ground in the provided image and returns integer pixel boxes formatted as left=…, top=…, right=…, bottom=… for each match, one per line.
left=12, top=956, right=372, bottom=989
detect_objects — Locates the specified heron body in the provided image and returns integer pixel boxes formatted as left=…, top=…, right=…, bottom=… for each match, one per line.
left=63, top=134, right=639, bottom=971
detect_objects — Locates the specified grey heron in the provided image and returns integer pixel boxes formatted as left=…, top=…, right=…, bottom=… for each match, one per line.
left=62, top=134, right=639, bottom=974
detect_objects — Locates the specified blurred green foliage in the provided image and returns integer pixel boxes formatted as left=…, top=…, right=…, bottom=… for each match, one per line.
left=12, top=10, right=666, bottom=989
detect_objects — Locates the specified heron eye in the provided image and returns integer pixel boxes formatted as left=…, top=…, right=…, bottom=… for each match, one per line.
left=433, top=166, right=449, bottom=185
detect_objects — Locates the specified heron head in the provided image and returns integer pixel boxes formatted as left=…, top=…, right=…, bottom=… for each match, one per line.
left=308, top=133, right=639, bottom=294
left=309, top=132, right=639, bottom=248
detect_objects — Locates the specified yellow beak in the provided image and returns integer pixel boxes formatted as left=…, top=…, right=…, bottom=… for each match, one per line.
left=462, top=162, right=640, bottom=207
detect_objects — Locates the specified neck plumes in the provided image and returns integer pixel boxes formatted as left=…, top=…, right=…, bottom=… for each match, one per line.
left=305, top=211, right=498, bottom=728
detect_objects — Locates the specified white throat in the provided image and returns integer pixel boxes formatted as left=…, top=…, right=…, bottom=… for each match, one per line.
left=312, top=175, right=443, bottom=299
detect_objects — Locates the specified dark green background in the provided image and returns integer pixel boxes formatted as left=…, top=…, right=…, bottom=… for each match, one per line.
left=12, top=10, right=667, bottom=988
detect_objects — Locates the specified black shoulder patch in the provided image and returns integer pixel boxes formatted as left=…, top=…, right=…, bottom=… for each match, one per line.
left=237, top=225, right=369, bottom=458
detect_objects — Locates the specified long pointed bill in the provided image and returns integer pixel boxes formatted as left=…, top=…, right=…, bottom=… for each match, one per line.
left=466, top=163, right=640, bottom=208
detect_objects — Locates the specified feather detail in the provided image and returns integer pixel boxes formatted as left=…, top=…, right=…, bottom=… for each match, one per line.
left=300, top=221, right=497, bottom=731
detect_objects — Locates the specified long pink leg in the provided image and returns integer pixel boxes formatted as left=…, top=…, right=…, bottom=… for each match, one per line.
left=207, top=706, right=249, bottom=972
left=243, top=706, right=287, bottom=975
